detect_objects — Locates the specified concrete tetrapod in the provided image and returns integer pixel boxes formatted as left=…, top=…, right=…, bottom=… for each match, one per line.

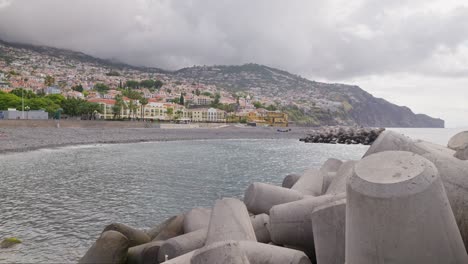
left=162, top=240, right=312, bottom=264
left=79, top=230, right=129, bottom=264
left=364, top=130, right=468, bottom=249
left=291, top=168, right=322, bottom=196
left=158, top=214, right=271, bottom=262
left=190, top=240, right=250, bottom=264
left=205, top=198, right=257, bottom=245
left=311, top=199, right=346, bottom=264
left=127, top=241, right=164, bottom=264
left=158, top=228, right=207, bottom=263
left=153, top=215, right=185, bottom=241
left=238, top=241, right=311, bottom=264
left=318, top=158, right=343, bottom=194
left=183, top=208, right=211, bottom=233
left=325, top=161, right=357, bottom=195
left=244, top=182, right=304, bottom=215
left=146, top=216, right=179, bottom=240
left=269, top=193, right=345, bottom=252
left=346, top=151, right=468, bottom=264
left=282, top=173, right=302, bottom=188
left=250, top=213, right=271, bottom=243
left=103, top=223, right=150, bottom=247
left=448, top=131, right=468, bottom=151
left=449, top=131, right=468, bottom=160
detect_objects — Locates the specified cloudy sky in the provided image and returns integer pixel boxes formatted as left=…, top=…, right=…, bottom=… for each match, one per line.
left=0, top=0, right=467, bottom=127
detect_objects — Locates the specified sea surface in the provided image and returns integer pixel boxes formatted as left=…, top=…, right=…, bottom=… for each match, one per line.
left=0, top=128, right=465, bottom=263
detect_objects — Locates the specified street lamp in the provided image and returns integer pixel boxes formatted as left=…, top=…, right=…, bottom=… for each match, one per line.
left=25, top=105, right=30, bottom=120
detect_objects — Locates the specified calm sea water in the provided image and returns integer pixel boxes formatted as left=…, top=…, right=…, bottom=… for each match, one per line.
left=0, top=128, right=465, bottom=263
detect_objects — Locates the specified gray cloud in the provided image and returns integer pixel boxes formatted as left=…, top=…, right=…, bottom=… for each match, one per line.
left=1, top=0, right=467, bottom=79
left=1, top=0, right=468, bottom=126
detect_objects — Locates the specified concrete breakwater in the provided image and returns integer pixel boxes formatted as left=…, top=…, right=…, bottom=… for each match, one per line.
left=300, top=126, right=385, bottom=145
left=79, top=130, right=468, bottom=264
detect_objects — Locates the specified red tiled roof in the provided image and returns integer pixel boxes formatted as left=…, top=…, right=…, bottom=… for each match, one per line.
left=88, top=98, right=116, bottom=105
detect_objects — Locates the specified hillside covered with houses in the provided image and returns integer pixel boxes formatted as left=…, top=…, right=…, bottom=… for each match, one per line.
left=0, top=40, right=443, bottom=127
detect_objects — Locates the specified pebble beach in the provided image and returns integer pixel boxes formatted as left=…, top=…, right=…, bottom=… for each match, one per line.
left=0, top=125, right=309, bottom=154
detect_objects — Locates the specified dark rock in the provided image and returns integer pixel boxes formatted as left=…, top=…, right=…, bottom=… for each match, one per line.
left=103, top=223, right=150, bottom=247
left=79, top=231, right=129, bottom=264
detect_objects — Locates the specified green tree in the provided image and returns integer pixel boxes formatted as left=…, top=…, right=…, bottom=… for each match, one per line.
left=125, top=80, right=140, bottom=89
left=140, top=79, right=155, bottom=88
left=122, top=89, right=142, bottom=100
left=94, top=83, right=110, bottom=93
left=0, top=93, right=21, bottom=110
left=45, top=94, right=65, bottom=105
left=71, top=84, right=84, bottom=93
left=202, top=91, right=212, bottom=97
left=139, top=97, right=148, bottom=120
left=266, top=104, right=278, bottom=111
left=195, top=89, right=201, bottom=96
left=128, top=100, right=138, bottom=119
left=154, top=80, right=163, bottom=89
left=112, top=95, right=124, bottom=119
left=166, top=107, right=173, bottom=120
left=10, top=88, right=36, bottom=99
left=175, top=110, right=183, bottom=120
left=44, top=75, right=55, bottom=87
left=179, top=94, right=185, bottom=105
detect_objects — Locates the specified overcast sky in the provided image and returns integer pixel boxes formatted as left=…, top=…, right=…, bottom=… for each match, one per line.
left=0, top=0, right=467, bottom=127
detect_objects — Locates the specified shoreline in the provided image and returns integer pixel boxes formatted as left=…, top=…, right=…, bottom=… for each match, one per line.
left=0, top=125, right=310, bottom=154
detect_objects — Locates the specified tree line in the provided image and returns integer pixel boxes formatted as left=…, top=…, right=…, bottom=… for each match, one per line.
left=0, top=89, right=101, bottom=119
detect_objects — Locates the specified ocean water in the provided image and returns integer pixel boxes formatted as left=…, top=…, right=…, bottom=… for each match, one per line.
left=0, top=128, right=465, bottom=263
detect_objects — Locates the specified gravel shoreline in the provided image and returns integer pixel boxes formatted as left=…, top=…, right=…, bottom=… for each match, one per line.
left=0, top=125, right=310, bottom=154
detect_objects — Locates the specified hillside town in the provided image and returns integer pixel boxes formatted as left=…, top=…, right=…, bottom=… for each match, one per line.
left=0, top=42, right=288, bottom=127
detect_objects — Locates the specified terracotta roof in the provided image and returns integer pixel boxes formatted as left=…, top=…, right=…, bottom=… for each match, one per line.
left=87, top=98, right=116, bottom=105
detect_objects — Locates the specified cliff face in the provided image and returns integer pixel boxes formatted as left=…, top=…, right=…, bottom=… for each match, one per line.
left=176, top=64, right=444, bottom=128
left=327, top=86, right=443, bottom=128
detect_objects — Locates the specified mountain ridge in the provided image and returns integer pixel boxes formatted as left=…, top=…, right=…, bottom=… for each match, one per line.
left=0, top=39, right=444, bottom=127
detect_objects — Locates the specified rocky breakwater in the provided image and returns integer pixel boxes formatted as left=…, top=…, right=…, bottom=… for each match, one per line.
left=300, top=126, right=385, bottom=145
left=79, top=130, right=468, bottom=264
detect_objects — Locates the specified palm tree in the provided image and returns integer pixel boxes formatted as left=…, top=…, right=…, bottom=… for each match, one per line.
left=140, top=97, right=148, bottom=121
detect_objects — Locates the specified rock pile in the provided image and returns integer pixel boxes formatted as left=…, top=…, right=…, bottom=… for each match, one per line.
left=300, top=126, right=385, bottom=145
left=79, top=130, right=468, bottom=264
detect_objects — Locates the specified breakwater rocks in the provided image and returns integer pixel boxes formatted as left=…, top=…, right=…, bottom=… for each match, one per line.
left=79, top=130, right=468, bottom=264
left=299, top=126, right=385, bottom=145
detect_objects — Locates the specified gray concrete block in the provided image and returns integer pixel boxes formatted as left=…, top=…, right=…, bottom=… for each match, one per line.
left=205, top=198, right=257, bottom=245
left=282, top=173, right=302, bottom=188
left=250, top=213, right=271, bottom=243
left=364, top=130, right=468, bottom=249
left=346, top=151, right=468, bottom=264
left=319, top=158, right=343, bottom=194
left=291, top=168, right=323, bottom=196
left=311, top=199, right=346, bottom=264
left=127, top=241, right=164, bottom=264
left=183, top=208, right=211, bottom=233
left=159, top=214, right=272, bottom=262
left=244, top=182, right=304, bottom=215
left=325, top=161, right=357, bottom=195
left=269, top=193, right=345, bottom=249
left=153, top=215, right=185, bottom=241
left=158, top=228, right=207, bottom=263
left=455, top=147, right=468, bottom=160
left=448, top=131, right=468, bottom=151
left=239, top=241, right=312, bottom=264
left=79, top=230, right=129, bottom=264
left=160, top=251, right=194, bottom=264
left=103, top=223, right=150, bottom=247
left=146, top=216, right=179, bottom=240
left=191, top=241, right=250, bottom=264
